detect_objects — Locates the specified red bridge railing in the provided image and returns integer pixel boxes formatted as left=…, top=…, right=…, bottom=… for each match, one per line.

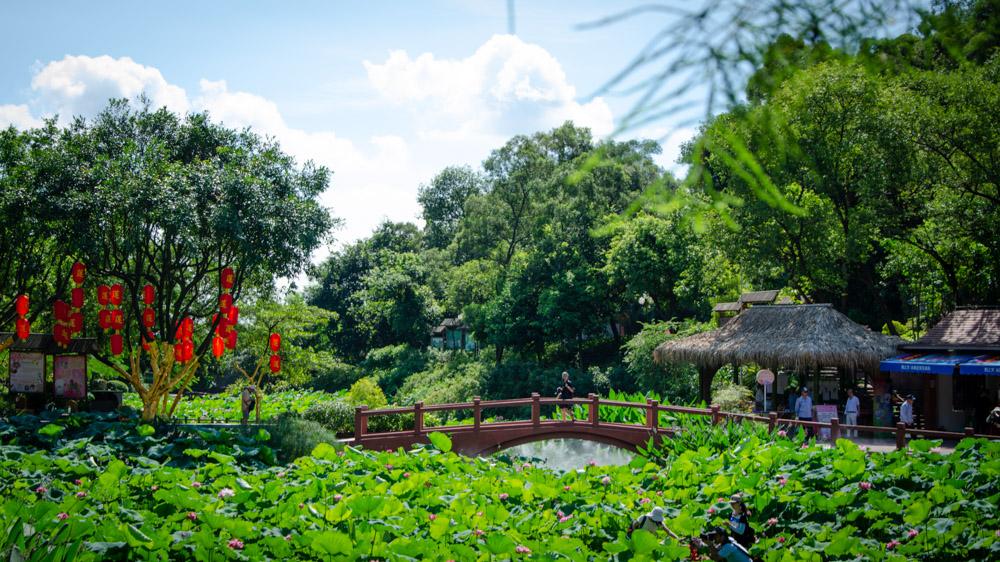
left=354, top=392, right=999, bottom=450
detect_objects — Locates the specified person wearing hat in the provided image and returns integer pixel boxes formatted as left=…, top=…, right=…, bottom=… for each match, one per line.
left=694, top=527, right=753, bottom=562
left=628, top=506, right=678, bottom=539
left=727, top=494, right=755, bottom=549
left=794, top=387, right=814, bottom=438
left=899, top=394, right=915, bottom=428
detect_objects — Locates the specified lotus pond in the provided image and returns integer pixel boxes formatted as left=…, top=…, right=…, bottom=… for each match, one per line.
left=0, top=411, right=998, bottom=561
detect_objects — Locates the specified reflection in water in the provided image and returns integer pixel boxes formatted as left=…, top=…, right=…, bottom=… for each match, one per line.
left=501, top=439, right=634, bottom=472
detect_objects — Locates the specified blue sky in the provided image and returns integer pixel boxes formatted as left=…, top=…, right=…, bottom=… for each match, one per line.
left=1, top=1, right=697, bottom=249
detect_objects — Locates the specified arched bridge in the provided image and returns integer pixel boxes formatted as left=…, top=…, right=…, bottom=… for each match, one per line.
left=348, top=394, right=704, bottom=456
left=346, top=394, right=1000, bottom=456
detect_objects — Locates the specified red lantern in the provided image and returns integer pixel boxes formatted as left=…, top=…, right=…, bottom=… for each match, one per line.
left=183, top=341, right=194, bottom=362
left=98, top=309, right=111, bottom=330
left=269, top=333, right=281, bottom=352
left=71, top=287, right=84, bottom=309
left=226, top=330, right=237, bottom=350
left=221, top=267, right=235, bottom=289
left=56, top=324, right=72, bottom=345
left=141, top=338, right=150, bottom=352
left=54, top=300, right=70, bottom=321
left=216, top=318, right=232, bottom=338
left=97, top=285, right=110, bottom=306
left=226, top=305, right=239, bottom=325
left=15, top=294, right=29, bottom=317
left=218, top=293, right=233, bottom=314
left=70, top=312, right=83, bottom=333
left=71, top=262, right=86, bottom=285
left=269, top=354, right=281, bottom=373
left=142, top=284, right=155, bottom=305
left=174, top=343, right=184, bottom=362
left=182, top=317, right=194, bottom=339
left=212, top=336, right=224, bottom=358
left=110, top=284, right=123, bottom=306
left=111, top=309, right=124, bottom=331
left=142, top=307, right=155, bottom=328
left=110, top=333, right=123, bottom=355
left=15, top=318, right=30, bottom=340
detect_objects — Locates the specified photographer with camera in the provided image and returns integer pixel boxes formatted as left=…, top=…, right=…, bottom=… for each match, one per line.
left=691, top=527, right=753, bottom=562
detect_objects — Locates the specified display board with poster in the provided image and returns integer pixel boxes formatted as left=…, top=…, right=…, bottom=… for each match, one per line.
left=9, top=351, right=45, bottom=393
left=814, top=405, right=838, bottom=440
left=54, top=355, right=87, bottom=399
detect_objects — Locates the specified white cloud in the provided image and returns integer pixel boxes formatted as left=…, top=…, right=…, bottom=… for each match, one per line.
left=0, top=104, right=42, bottom=129
left=31, top=55, right=188, bottom=119
left=364, top=34, right=614, bottom=140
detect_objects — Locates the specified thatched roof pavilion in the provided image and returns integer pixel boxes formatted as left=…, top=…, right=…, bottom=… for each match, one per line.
left=654, top=304, right=899, bottom=401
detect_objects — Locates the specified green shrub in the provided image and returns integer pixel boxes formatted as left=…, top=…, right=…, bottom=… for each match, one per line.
left=270, top=415, right=340, bottom=461
left=622, top=320, right=706, bottom=403
left=300, top=400, right=355, bottom=434
left=712, top=383, right=754, bottom=412
left=307, top=361, right=362, bottom=393
left=395, top=356, right=486, bottom=409
left=360, top=344, right=428, bottom=397
left=347, top=377, right=388, bottom=408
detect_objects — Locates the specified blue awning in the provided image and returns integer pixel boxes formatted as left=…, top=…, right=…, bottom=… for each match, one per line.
left=879, top=353, right=977, bottom=375
left=959, top=355, right=1000, bottom=376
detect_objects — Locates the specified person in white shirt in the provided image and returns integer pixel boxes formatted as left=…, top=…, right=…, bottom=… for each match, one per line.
left=794, top=387, right=814, bottom=438
left=844, top=389, right=860, bottom=437
left=899, top=395, right=915, bottom=427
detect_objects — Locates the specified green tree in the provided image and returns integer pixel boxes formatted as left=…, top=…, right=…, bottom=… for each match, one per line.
left=418, top=166, right=485, bottom=250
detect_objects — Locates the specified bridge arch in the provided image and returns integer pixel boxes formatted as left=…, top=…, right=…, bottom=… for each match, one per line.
left=467, top=430, right=639, bottom=457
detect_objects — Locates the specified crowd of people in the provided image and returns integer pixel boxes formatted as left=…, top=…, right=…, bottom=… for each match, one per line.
left=628, top=495, right=755, bottom=561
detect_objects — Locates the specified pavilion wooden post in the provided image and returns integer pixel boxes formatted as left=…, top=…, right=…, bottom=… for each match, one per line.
left=414, top=402, right=424, bottom=436
left=473, top=396, right=482, bottom=431
left=531, top=393, right=540, bottom=428
left=768, top=412, right=778, bottom=432
left=711, top=405, right=721, bottom=425
left=588, top=393, right=599, bottom=427
left=895, top=422, right=906, bottom=449
left=354, top=406, right=368, bottom=440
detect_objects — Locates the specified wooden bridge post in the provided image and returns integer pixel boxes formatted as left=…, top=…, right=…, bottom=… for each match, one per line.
left=473, top=396, right=481, bottom=431
left=711, top=404, right=721, bottom=425
left=830, top=418, right=840, bottom=441
left=414, top=402, right=424, bottom=436
left=531, top=393, right=540, bottom=428
left=647, top=399, right=659, bottom=430
left=895, top=422, right=906, bottom=450
left=768, top=412, right=777, bottom=432
left=964, top=427, right=975, bottom=439
left=354, top=406, right=368, bottom=440
left=587, top=394, right=598, bottom=426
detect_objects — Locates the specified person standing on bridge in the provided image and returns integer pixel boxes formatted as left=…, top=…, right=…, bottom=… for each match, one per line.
left=556, top=371, right=575, bottom=422
left=794, top=387, right=814, bottom=439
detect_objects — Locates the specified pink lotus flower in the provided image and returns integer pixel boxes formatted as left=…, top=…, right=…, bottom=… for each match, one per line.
left=218, top=488, right=235, bottom=499
left=277, top=471, right=286, bottom=478
left=385, top=464, right=393, bottom=470
left=639, top=497, right=651, bottom=505
left=601, top=476, right=611, bottom=486
left=402, top=472, right=410, bottom=478
left=228, top=538, right=244, bottom=550
left=499, top=493, right=509, bottom=500
left=151, top=485, right=159, bottom=491
left=298, top=503, right=304, bottom=509
left=476, top=511, right=483, bottom=517
left=708, top=507, right=716, bottom=515
left=563, top=485, right=571, bottom=492
left=35, top=486, right=47, bottom=494
left=56, top=512, right=69, bottom=521
left=557, top=510, right=565, bottom=517
left=522, top=463, right=532, bottom=470
left=74, top=479, right=82, bottom=485
left=428, top=514, right=437, bottom=521
left=334, top=494, right=343, bottom=502
left=859, top=481, right=872, bottom=491
left=777, top=536, right=785, bottom=543
left=907, top=529, right=919, bottom=539
left=778, top=477, right=788, bottom=486
left=886, top=540, right=901, bottom=550
left=777, top=430, right=787, bottom=437
left=187, top=512, right=197, bottom=521
left=75, top=491, right=87, bottom=498
left=515, top=545, right=531, bottom=554
left=767, top=518, right=778, bottom=526
left=656, top=491, right=663, bottom=496
left=284, top=534, right=291, bottom=541
left=559, top=515, right=572, bottom=523
left=588, top=460, right=597, bottom=467
left=191, top=481, right=202, bottom=488
left=474, top=529, right=485, bottom=536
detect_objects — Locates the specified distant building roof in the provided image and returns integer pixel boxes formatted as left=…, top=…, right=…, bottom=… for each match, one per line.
left=738, top=290, right=780, bottom=305
left=713, top=302, right=742, bottom=313
left=431, top=317, right=467, bottom=336
left=901, top=308, right=1000, bottom=351
left=0, top=333, right=98, bottom=354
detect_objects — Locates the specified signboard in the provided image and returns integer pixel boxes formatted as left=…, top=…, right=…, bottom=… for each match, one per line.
left=815, top=405, right=838, bottom=440
left=756, top=369, right=775, bottom=385
left=54, top=355, right=87, bottom=399
left=9, top=351, right=45, bottom=393
left=960, top=355, right=1000, bottom=376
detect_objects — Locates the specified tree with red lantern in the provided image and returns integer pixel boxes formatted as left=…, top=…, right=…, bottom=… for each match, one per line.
left=56, top=102, right=335, bottom=421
